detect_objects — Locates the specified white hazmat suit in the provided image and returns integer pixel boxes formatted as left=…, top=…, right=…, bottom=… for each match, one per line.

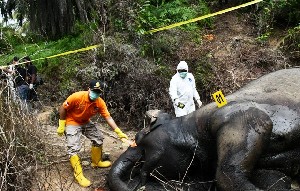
left=169, top=61, right=202, bottom=117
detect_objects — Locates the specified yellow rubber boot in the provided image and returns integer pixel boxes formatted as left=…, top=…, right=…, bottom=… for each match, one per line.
left=91, top=146, right=111, bottom=168
left=70, top=155, right=91, bottom=187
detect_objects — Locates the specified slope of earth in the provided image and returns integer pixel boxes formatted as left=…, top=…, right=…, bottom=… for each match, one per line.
left=32, top=9, right=294, bottom=191
left=187, top=9, right=289, bottom=98
left=31, top=107, right=136, bottom=191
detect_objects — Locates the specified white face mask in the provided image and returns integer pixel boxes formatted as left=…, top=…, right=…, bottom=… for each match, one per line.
left=89, top=90, right=100, bottom=101
left=179, top=72, right=187, bottom=78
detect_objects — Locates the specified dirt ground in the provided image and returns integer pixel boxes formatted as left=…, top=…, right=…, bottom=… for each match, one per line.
left=31, top=108, right=136, bottom=191
left=30, top=7, right=294, bottom=191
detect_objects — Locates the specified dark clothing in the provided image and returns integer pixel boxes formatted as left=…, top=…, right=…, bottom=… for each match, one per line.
left=14, top=66, right=29, bottom=101
left=27, top=88, right=38, bottom=101
left=26, top=64, right=38, bottom=101
left=14, top=67, right=27, bottom=87
left=26, top=64, right=37, bottom=84
left=16, top=84, right=29, bottom=101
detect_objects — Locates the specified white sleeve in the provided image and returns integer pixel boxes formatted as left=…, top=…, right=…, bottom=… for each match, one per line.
left=169, top=75, right=178, bottom=102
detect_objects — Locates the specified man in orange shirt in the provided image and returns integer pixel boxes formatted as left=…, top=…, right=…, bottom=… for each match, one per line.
left=56, top=80, right=128, bottom=187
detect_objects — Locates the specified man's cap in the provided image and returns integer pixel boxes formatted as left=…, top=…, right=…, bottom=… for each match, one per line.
left=23, top=56, right=31, bottom=61
left=13, top=56, right=19, bottom=62
left=89, top=80, right=104, bottom=92
left=23, top=56, right=32, bottom=65
left=176, top=61, right=188, bottom=71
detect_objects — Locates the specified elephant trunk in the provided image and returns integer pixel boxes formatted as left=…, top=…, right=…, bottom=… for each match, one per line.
left=108, top=146, right=143, bottom=191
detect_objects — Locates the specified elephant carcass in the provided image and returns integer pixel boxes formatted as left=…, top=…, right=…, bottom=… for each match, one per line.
left=109, top=68, right=300, bottom=191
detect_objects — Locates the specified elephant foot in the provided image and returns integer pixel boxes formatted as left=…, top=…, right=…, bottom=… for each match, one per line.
left=251, top=169, right=291, bottom=190
left=140, top=171, right=148, bottom=186
left=136, top=185, right=146, bottom=191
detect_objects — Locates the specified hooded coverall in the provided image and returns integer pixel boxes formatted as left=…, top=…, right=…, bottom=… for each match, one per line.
left=169, top=72, right=200, bottom=117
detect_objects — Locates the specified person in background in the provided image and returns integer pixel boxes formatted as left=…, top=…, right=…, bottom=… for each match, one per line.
left=169, top=61, right=202, bottom=117
left=56, top=80, right=128, bottom=187
left=14, top=63, right=29, bottom=103
left=23, top=56, right=38, bottom=101
left=2, top=56, right=19, bottom=100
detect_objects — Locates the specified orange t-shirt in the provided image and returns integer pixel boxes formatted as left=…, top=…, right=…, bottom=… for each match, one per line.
left=63, top=91, right=111, bottom=125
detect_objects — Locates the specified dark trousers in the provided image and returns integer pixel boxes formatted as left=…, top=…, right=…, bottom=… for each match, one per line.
left=27, top=87, right=38, bottom=101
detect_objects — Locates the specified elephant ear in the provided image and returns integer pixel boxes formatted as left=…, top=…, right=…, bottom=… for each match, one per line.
left=145, top=110, right=172, bottom=132
left=145, top=110, right=164, bottom=125
left=151, top=113, right=173, bottom=130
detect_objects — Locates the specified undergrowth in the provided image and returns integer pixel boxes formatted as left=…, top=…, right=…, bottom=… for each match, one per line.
left=0, top=81, right=45, bottom=190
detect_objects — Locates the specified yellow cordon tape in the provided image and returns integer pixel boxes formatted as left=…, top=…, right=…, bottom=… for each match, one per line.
left=0, top=0, right=263, bottom=69
left=0, top=44, right=100, bottom=69
left=26, top=44, right=100, bottom=64
left=43, top=45, right=99, bottom=59
left=146, top=0, right=263, bottom=34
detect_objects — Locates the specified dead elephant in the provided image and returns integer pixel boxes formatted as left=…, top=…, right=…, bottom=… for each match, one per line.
left=109, top=68, right=300, bottom=191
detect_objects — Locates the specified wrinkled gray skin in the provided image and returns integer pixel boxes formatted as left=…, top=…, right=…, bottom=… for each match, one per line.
left=109, top=68, right=300, bottom=191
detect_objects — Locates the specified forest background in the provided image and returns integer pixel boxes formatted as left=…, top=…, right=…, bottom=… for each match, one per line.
left=0, top=0, right=299, bottom=190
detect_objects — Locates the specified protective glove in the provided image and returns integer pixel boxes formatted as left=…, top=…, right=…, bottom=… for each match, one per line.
left=197, top=99, right=202, bottom=108
left=174, top=98, right=185, bottom=109
left=114, top=127, right=128, bottom=139
left=57, top=119, right=66, bottom=136
left=177, top=102, right=185, bottom=109
left=29, top=84, right=33, bottom=89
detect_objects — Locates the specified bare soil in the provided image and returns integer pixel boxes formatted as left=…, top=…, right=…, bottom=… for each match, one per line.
left=32, top=108, right=136, bottom=191
left=32, top=9, right=291, bottom=191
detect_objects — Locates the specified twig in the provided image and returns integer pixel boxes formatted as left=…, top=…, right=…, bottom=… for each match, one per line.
left=266, top=176, right=287, bottom=191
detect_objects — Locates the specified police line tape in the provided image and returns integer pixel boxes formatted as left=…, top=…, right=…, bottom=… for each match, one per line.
left=146, top=0, right=263, bottom=34
left=0, top=44, right=100, bottom=69
left=1, top=0, right=263, bottom=69
left=34, top=44, right=99, bottom=60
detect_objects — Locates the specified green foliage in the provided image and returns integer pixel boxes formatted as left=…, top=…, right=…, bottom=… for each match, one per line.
left=258, top=0, right=300, bottom=33
left=140, top=33, right=180, bottom=57
left=0, top=27, right=92, bottom=99
left=154, top=60, right=174, bottom=79
left=135, top=0, right=212, bottom=33
left=255, top=32, right=271, bottom=43
left=110, top=0, right=211, bottom=34
left=0, top=37, right=12, bottom=55
left=73, top=21, right=99, bottom=36
left=0, top=27, right=25, bottom=54
left=285, top=24, right=300, bottom=51
left=193, top=59, right=215, bottom=103
left=113, top=19, right=126, bottom=31
left=252, top=0, right=300, bottom=53
left=0, top=34, right=86, bottom=71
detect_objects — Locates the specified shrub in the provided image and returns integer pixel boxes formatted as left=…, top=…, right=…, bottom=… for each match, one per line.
left=257, top=0, right=300, bottom=34
left=109, top=0, right=211, bottom=34
left=0, top=84, right=45, bottom=190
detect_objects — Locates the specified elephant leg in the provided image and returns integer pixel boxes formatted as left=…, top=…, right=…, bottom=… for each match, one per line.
left=258, top=148, right=300, bottom=176
left=138, top=130, right=169, bottom=186
left=140, top=147, right=165, bottom=186
left=108, top=146, right=143, bottom=191
left=250, top=169, right=291, bottom=190
left=215, top=108, right=273, bottom=190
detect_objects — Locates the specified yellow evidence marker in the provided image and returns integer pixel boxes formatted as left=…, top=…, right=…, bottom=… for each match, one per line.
left=212, top=90, right=227, bottom=108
